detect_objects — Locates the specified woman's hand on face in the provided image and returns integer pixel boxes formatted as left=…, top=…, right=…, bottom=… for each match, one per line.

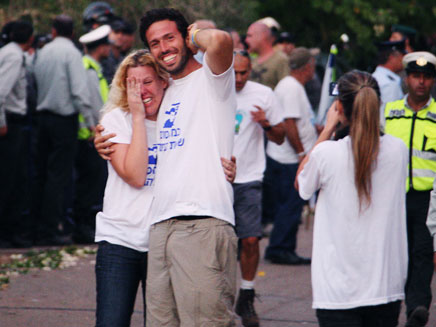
left=127, top=76, right=146, bottom=119
left=324, top=100, right=341, bottom=134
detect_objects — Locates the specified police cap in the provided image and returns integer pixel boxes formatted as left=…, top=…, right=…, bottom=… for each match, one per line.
left=403, top=51, right=436, bottom=76
left=376, top=39, right=406, bottom=54
left=79, top=24, right=111, bottom=49
left=111, top=19, right=136, bottom=35
left=392, top=24, right=417, bottom=38
left=83, top=1, right=115, bottom=31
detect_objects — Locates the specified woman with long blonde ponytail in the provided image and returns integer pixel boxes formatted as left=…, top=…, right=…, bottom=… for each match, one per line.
left=341, top=72, right=381, bottom=210
left=296, top=70, right=409, bottom=327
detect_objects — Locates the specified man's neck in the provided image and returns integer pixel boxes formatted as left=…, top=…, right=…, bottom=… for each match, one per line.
left=381, top=62, right=398, bottom=74
left=111, top=45, right=121, bottom=59
left=90, top=52, right=101, bottom=64
left=256, top=45, right=275, bottom=64
left=171, top=56, right=202, bottom=80
left=291, top=72, right=306, bottom=86
left=407, top=95, right=431, bottom=112
left=17, top=43, right=27, bottom=52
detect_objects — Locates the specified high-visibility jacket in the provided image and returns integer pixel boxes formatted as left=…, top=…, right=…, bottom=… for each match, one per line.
left=78, top=56, right=109, bottom=140
left=384, top=97, right=436, bottom=192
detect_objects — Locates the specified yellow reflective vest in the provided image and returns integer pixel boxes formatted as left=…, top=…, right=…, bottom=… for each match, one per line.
left=78, top=56, right=109, bottom=140
left=384, top=97, right=436, bottom=192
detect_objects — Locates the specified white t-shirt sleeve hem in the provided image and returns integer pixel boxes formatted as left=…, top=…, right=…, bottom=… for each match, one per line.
left=203, top=51, right=234, bottom=78
left=266, top=89, right=285, bottom=126
left=298, top=148, right=322, bottom=200
left=202, top=52, right=235, bottom=100
left=100, top=108, right=132, bottom=144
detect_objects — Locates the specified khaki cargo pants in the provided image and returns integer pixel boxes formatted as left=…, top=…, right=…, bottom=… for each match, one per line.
left=146, top=217, right=238, bottom=327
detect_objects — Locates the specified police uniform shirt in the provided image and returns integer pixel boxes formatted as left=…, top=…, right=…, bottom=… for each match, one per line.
left=34, top=36, right=94, bottom=127
left=372, top=65, right=404, bottom=104
left=0, top=42, right=27, bottom=128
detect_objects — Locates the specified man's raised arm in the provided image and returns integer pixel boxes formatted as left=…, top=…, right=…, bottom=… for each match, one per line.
left=186, top=24, right=233, bottom=75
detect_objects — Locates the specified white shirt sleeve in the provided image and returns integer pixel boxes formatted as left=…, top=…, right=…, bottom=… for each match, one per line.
left=0, top=51, right=23, bottom=127
left=298, top=147, right=322, bottom=200
left=264, top=89, right=284, bottom=126
left=202, top=52, right=235, bottom=101
left=100, top=109, right=132, bottom=144
left=68, top=49, right=94, bottom=127
left=274, top=79, right=303, bottom=119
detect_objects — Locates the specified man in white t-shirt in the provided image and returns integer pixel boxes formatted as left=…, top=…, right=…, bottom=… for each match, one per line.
left=264, top=47, right=317, bottom=265
left=232, top=50, right=284, bottom=327
left=138, top=8, right=237, bottom=326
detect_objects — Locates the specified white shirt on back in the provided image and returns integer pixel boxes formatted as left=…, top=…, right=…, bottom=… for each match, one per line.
left=234, top=81, right=283, bottom=183
left=152, top=54, right=236, bottom=225
left=95, top=108, right=157, bottom=252
left=267, top=75, right=317, bottom=164
left=298, top=134, right=408, bottom=309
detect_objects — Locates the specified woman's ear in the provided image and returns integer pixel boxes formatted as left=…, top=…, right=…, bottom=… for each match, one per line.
left=336, top=101, right=348, bottom=124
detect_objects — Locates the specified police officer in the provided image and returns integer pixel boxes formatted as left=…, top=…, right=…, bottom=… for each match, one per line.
left=384, top=51, right=436, bottom=327
left=373, top=40, right=406, bottom=109
left=390, top=24, right=417, bottom=54
left=73, top=25, right=111, bottom=243
left=0, top=21, right=34, bottom=247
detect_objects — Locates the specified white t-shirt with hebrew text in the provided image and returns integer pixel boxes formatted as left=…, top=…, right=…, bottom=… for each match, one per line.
left=152, top=55, right=237, bottom=225
left=234, top=81, right=283, bottom=183
left=95, top=108, right=157, bottom=252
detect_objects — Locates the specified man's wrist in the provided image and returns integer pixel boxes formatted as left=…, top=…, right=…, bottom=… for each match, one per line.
left=260, top=120, right=272, bottom=131
left=191, top=29, right=202, bottom=48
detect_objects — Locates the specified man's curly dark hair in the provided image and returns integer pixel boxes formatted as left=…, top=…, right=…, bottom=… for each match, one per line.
left=139, top=8, right=189, bottom=48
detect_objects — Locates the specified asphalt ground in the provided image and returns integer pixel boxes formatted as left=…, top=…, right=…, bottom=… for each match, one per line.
left=0, top=225, right=435, bottom=327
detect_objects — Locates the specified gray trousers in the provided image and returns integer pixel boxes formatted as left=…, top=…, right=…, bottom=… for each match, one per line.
left=146, top=217, right=238, bottom=327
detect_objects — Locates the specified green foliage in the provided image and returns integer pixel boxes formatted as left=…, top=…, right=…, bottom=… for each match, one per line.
left=0, top=246, right=96, bottom=289
left=2, top=0, right=436, bottom=70
left=255, top=0, right=436, bottom=70
left=0, top=0, right=258, bottom=46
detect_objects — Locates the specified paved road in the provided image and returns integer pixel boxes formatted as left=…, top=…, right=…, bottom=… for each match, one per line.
left=0, top=227, right=435, bottom=326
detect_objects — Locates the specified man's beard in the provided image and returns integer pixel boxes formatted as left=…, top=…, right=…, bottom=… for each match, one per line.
left=163, top=44, right=192, bottom=76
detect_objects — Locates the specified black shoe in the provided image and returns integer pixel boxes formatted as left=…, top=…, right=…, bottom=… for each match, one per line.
left=265, top=252, right=311, bottom=265
left=235, top=289, right=259, bottom=327
left=406, top=306, right=429, bottom=327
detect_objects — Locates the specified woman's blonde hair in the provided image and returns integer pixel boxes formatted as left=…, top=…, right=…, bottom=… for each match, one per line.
left=337, top=70, right=381, bottom=210
left=101, top=49, right=169, bottom=117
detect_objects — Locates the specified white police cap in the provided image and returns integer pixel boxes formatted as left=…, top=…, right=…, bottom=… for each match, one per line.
left=79, top=24, right=111, bottom=44
left=403, top=51, right=436, bottom=75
